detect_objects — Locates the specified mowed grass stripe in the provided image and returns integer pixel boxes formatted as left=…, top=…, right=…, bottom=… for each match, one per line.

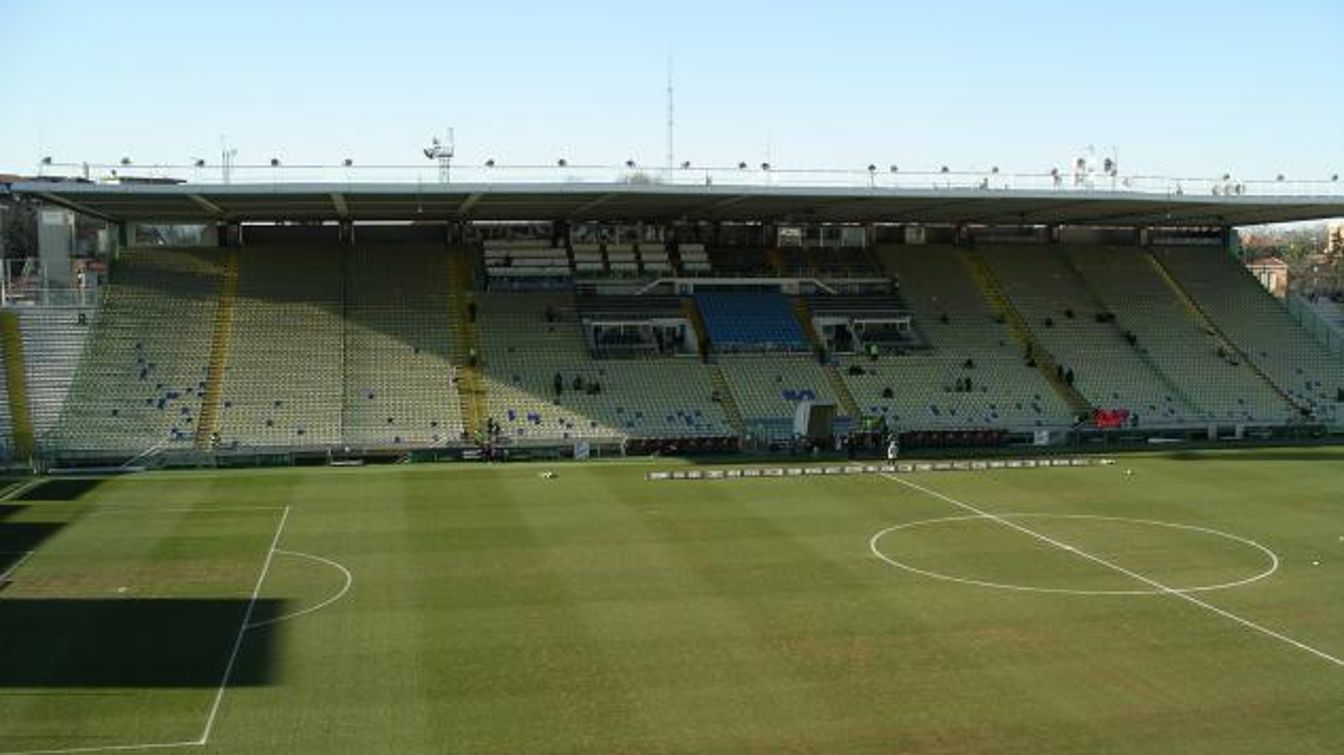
left=0, top=492, right=287, bottom=752
left=2, top=449, right=1344, bottom=753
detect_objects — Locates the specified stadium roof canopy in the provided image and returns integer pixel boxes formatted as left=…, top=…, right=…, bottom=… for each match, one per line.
left=9, top=180, right=1344, bottom=227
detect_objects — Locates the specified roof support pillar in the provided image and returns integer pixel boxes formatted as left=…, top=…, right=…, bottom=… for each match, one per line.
left=329, top=192, right=349, bottom=218
left=456, top=193, right=483, bottom=217
left=219, top=221, right=243, bottom=248
left=568, top=192, right=617, bottom=220
left=954, top=222, right=971, bottom=246
left=36, top=191, right=116, bottom=223
left=187, top=194, right=225, bottom=218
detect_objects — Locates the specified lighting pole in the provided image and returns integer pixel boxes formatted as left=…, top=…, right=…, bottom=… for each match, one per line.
left=423, top=129, right=455, bottom=184
left=220, top=137, right=237, bottom=185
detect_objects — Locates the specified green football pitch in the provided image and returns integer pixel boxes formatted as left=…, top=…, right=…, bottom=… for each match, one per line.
left=2, top=447, right=1343, bottom=754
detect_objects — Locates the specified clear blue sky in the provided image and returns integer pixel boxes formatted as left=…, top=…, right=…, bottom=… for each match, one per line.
left=1, top=0, right=1341, bottom=180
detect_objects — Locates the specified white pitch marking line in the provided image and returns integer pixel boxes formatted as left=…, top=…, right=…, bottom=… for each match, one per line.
left=0, top=507, right=306, bottom=755
left=0, top=479, right=45, bottom=501
left=0, top=550, right=35, bottom=582
left=0, top=739, right=202, bottom=755
left=158, top=506, right=289, bottom=513
left=869, top=513, right=1281, bottom=596
left=882, top=474, right=1344, bottom=669
left=245, top=549, right=353, bottom=630
left=90, top=506, right=289, bottom=515
left=197, top=505, right=291, bottom=745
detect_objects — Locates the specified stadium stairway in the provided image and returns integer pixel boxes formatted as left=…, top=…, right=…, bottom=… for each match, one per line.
left=1291, top=294, right=1344, bottom=361
left=1146, top=249, right=1308, bottom=415
left=194, top=251, right=238, bottom=449
left=708, top=364, right=747, bottom=437
left=447, top=248, right=486, bottom=438
left=822, top=365, right=863, bottom=418
left=963, top=251, right=1092, bottom=417
left=790, top=296, right=825, bottom=350
left=791, top=295, right=863, bottom=417
left=681, top=298, right=711, bottom=358
left=0, top=312, right=35, bottom=458
left=1055, top=248, right=1201, bottom=414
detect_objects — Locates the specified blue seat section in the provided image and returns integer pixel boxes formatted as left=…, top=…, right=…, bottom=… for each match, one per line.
left=694, top=291, right=806, bottom=350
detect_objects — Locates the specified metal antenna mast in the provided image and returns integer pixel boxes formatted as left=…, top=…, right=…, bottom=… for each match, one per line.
left=220, top=136, right=237, bottom=185
left=666, top=54, right=675, bottom=174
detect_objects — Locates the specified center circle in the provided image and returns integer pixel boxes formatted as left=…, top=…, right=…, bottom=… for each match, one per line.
left=869, top=514, right=1279, bottom=596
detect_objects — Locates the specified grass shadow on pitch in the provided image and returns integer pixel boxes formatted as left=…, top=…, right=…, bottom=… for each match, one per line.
left=0, top=598, right=285, bottom=687
left=0, top=522, right=63, bottom=575
left=0, top=506, right=64, bottom=576
left=12, top=478, right=110, bottom=502
left=1158, top=449, right=1344, bottom=463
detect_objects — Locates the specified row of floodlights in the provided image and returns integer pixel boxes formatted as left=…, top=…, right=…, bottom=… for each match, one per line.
left=513, top=160, right=1028, bottom=173
left=36, top=156, right=1342, bottom=182
left=480, top=159, right=1343, bottom=181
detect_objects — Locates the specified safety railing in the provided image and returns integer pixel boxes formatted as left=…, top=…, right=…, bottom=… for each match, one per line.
left=30, top=162, right=1344, bottom=198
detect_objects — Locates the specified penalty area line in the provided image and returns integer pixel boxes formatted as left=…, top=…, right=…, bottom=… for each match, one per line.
left=0, top=507, right=298, bottom=755
left=881, top=474, right=1344, bottom=670
left=245, top=549, right=353, bottom=630
left=197, top=505, right=292, bottom=745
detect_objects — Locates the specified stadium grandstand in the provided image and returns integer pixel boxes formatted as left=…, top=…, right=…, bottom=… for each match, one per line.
left=9, top=0, right=1344, bottom=751
left=0, top=176, right=1342, bottom=467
